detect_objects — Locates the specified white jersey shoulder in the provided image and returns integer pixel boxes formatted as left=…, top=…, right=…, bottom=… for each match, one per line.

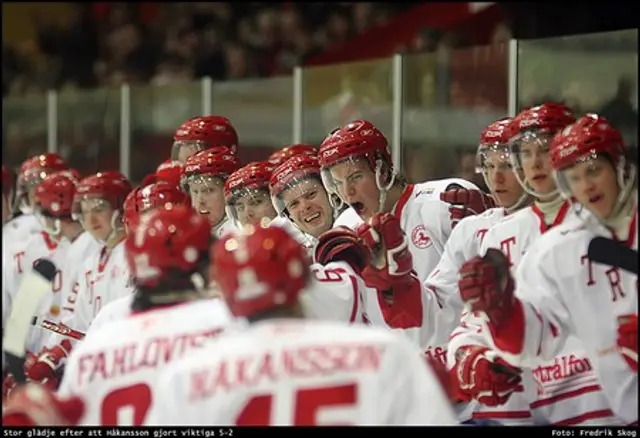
left=2, top=214, right=40, bottom=245
left=333, top=207, right=364, bottom=229
left=58, top=298, right=234, bottom=425
left=269, top=216, right=316, bottom=248
left=152, top=319, right=458, bottom=426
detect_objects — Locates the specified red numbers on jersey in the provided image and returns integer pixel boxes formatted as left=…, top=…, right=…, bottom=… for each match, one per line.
left=236, top=383, right=358, bottom=425
left=101, top=383, right=152, bottom=425
left=312, top=267, right=347, bottom=283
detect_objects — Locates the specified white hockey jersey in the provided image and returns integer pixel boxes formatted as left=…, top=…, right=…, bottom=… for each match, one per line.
left=58, top=298, right=234, bottom=425
left=58, top=240, right=134, bottom=344
left=480, top=212, right=637, bottom=424
left=151, top=319, right=458, bottom=426
left=450, top=205, right=621, bottom=425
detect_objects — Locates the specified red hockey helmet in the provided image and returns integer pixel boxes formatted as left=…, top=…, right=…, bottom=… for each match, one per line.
left=224, top=161, right=276, bottom=226
left=224, top=161, right=275, bottom=203
left=138, top=181, right=190, bottom=212
left=269, top=154, right=323, bottom=215
left=20, top=153, right=69, bottom=189
left=318, top=120, right=393, bottom=203
left=155, top=159, right=182, bottom=189
left=550, top=114, right=634, bottom=210
left=34, top=171, right=80, bottom=218
left=211, top=224, right=310, bottom=317
left=509, top=103, right=576, bottom=198
left=172, top=115, right=239, bottom=161
left=125, top=204, right=212, bottom=288
left=123, top=187, right=142, bottom=231
left=181, top=146, right=242, bottom=191
left=267, top=144, right=317, bottom=167
left=73, top=173, right=133, bottom=219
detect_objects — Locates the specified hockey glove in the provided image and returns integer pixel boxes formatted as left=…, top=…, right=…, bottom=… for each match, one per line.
left=356, top=212, right=414, bottom=291
left=441, top=187, right=495, bottom=229
left=618, top=314, right=638, bottom=373
left=454, top=345, right=523, bottom=406
left=459, top=248, right=515, bottom=330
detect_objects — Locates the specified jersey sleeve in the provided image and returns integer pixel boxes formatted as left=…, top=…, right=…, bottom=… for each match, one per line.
left=446, top=311, right=493, bottom=370
left=301, top=262, right=362, bottom=323
left=56, top=266, right=93, bottom=347
left=481, top=241, right=573, bottom=368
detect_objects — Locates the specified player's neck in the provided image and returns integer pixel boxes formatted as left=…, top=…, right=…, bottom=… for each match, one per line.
left=61, top=222, right=84, bottom=243
left=105, top=231, right=126, bottom=251
left=383, top=184, right=407, bottom=213
left=533, top=194, right=564, bottom=225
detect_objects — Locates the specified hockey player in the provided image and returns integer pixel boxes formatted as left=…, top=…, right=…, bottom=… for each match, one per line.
left=3, top=153, right=68, bottom=250
left=26, top=171, right=100, bottom=353
left=56, top=205, right=233, bottom=425
left=224, top=161, right=278, bottom=228
left=172, top=115, right=239, bottom=162
left=317, top=120, right=484, bottom=284
left=457, top=114, right=636, bottom=424
left=26, top=173, right=134, bottom=385
left=422, top=118, right=529, bottom=392
left=181, top=146, right=242, bottom=237
left=449, top=104, right=619, bottom=426
left=151, top=224, right=458, bottom=426
left=85, top=182, right=191, bottom=334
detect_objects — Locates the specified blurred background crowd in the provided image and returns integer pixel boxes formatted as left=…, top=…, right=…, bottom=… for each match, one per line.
left=2, top=2, right=637, bottom=186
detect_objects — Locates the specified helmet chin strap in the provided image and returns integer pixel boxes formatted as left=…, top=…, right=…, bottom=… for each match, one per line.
left=374, top=159, right=396, bottom=214
left=603, top=160, right=637, bottom=227
left=104, top=211, right=125, bottom=246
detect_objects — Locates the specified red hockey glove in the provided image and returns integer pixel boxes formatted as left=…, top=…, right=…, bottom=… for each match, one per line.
left=2, top=384, right=85, bottom=426
left=314, top=226, right=370, bottom=274
left=454, top=345, right=523, bottom=406
left=441, top=187, right=495, bottom=228
left=618, top=314, right=638, bottom=373
left=459, top=248, right=515, bottom=330
left=356, top=213, right=414, bottom=291
left=3, top=352, right=38, bottom=401
left=26, top=339, right=72, bottom=385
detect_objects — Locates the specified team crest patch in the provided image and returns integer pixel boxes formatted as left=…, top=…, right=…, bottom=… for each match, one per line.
left=411, top=225, right=432, bottom=249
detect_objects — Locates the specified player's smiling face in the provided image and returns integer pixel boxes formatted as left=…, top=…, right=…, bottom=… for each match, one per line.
left=329, top=157, right=379, bottom=221
left=282, top=179, right=333, bottom=237
left=562, top=155, right=619, bottom=220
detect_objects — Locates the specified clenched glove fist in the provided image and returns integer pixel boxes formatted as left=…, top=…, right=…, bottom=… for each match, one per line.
left=356, top=212, right=414, bottom=291
left=459, top=248, right=515, bottom=330
left=441, top=186, right=495, bottom=229
left=618, top=314, right=638, bottom=373
left=26, top=339, right=72, bottom=388
left=454, top=345, right=523, bottom=406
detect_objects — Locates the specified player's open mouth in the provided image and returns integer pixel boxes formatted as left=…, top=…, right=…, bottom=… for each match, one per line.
left=589, top=194, right=603, bottom=204
left=351, top=202, right=365, bottom=215
left=198, top=209, right=210, bottom=215
left=304, top=212, right=321, bottom=223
